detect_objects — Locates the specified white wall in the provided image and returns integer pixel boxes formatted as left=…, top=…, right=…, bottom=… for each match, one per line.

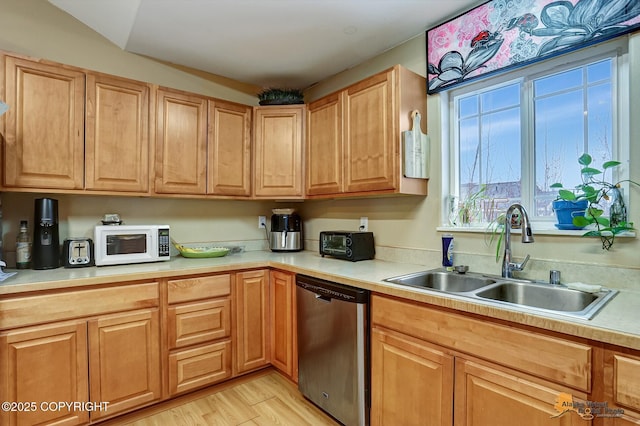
left=0, top=0, right=260, bottom=104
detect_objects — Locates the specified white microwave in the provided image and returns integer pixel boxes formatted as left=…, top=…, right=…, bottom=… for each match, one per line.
left=94, top=225, right=171, bottom=266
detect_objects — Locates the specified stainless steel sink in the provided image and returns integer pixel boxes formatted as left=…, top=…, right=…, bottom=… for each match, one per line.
left=382, top=268, right=617, bottom=320
left=475, top=281, right=597, bottom=312
left=384, top=270, right=496, bottom=292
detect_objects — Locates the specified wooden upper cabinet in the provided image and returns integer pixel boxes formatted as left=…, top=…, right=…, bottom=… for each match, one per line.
left=253, top=105, right=304, bottom=198
left=155, top=88, right=207, bottom=195
left=85, top=72, right=151, bottom=193
left=306, top=92, right=343, bottom=195
left=208, top=100, right=251, bottom=196
left=3, top=55, right=85, bottom=189
left=306, top=65, right=428, bottom=198
left=344, top=69, right=396, bottom=193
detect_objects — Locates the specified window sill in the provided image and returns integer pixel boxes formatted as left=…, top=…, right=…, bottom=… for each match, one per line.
left=437, top=225, right=636, bottom=238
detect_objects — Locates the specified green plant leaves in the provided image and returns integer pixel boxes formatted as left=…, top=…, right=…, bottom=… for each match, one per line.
left=558, top=189, right=577, bottom=200
left=578, top=153, right=592, bottom=166
left=580, top=167, right=602, bottom=178
left=602, top=160, right=621, bottom=169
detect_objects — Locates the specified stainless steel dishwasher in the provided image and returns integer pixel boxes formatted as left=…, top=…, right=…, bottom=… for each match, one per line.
left=296, top=274, right=369, bottom=426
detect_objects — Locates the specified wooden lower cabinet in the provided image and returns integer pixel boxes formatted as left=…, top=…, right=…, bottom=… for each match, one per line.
left=88, top=309, right=161, bottom=421
left=269, top=270, right=297, bottom=381
left=599, top=350, right=640, bottom=425
left=371, top=294, right=595, bottom=426
left=455, top=358, right=589, bottom=426
left=0, top=321, right=89, bottom=426
left=234, top=270, right=270, bottom=374
left=371, top=327, right=453, bottom=426
left=168, top=340, right=232, bottom=396
left=168, top=299, right=231, bottom=349
left=166, top=274, right=233, bottom=396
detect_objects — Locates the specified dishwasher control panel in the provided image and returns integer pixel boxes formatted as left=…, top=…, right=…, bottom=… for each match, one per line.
left=296, top=275, right=369, bottom=303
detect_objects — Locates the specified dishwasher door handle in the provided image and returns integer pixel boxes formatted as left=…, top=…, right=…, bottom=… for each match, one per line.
left=315, top=294, right=332, bottom=302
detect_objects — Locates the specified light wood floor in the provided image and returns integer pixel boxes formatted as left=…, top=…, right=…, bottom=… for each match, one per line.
left=101, top=369, right=340, bottom=426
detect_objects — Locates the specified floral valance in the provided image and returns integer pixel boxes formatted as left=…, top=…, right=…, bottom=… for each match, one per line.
left=427, top=0, right=640, bottom=94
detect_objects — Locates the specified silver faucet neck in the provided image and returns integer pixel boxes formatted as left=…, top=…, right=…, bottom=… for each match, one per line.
left=502, top=204, right=534, bottom=278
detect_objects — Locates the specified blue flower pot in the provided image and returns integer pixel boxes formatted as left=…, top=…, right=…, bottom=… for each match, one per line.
left=552, top=199, right=588, bottom=230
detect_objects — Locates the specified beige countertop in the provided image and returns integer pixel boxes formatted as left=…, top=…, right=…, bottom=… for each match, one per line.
left=1, top=250, right=638, bottom=350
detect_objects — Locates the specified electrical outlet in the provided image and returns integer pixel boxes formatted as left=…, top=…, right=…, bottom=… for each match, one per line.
left=359, top=216, right=368, bottom=232
left=258, top=216, right=266, bottom=228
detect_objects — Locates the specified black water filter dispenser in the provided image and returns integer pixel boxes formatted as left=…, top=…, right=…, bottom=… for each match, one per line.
left=32, top=198, right=60, bottom=269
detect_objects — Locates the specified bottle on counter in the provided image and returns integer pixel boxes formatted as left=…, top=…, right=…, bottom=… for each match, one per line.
left=442, top=233, right=454, bottom=271
left=16, top=220, right=32, bottom=269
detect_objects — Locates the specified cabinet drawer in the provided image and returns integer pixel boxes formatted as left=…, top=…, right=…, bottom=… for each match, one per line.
left=614, top=353, right=640, bottom=411
left=372, top=295, right=592, bottom=392
left=168, top=299, right=231, bottom=349
left=168, top=274, right=231, bottom=304
left=0, top=282, right=159, bottom=330
left=169, top=340, right=232, bottom=396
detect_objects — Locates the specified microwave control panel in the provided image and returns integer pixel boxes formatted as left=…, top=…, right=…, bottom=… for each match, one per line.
left=158, top=228, right=171, bottom=257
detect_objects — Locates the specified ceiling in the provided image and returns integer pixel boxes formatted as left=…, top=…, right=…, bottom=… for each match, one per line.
left=48, top=0, right=479, bottom=90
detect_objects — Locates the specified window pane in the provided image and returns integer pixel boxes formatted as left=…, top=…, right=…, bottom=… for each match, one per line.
left=587, top=60, right=611, bottom=83
left=533, top=59, right=613, bottom=218
left=459, top=96, right=478, bottom=118
left=587, top=81, right=613, bottom=161
left=480, top=84, right=519, bottom=112
left=534, top=68, right=582, bottom=96
left=457, top=84, right=521, bottom=224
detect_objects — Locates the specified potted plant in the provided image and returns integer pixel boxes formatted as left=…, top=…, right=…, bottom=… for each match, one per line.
left=551, top=153, right=639, bottom=250
left=257, top=88, right=304, bottom=105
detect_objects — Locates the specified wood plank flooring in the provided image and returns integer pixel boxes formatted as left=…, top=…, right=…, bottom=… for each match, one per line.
left=101, top=369, right=340, bottom=426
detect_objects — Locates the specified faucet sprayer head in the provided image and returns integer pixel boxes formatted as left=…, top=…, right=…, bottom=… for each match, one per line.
left=518, top=206, right=535, bottom=243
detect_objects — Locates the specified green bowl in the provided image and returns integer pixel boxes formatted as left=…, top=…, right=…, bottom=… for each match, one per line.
left=178, top=246, right=230, bottom=258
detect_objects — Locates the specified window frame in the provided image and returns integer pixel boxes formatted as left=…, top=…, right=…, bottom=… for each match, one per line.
left=442, top=37, right=630, bottom=230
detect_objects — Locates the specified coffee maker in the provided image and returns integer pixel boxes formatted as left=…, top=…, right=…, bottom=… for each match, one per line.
left=32, top=197, right=60, bottom=269
left=270, top=209, right=303, bottom=252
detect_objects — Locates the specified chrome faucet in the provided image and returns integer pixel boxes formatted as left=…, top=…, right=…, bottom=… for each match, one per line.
left=502, top=203, right=534, bottom=279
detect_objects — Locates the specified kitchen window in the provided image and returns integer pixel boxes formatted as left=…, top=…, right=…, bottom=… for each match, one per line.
left=443, top=38, right=630, bottom=230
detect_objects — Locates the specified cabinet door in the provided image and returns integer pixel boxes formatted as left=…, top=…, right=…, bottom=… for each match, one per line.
left=344, top=68, right=396, bottom=193
left=269, top=270, right=295, bottom=378
left=168, top=298, right=231, bottom=349
left=234, top=270, right=270, bottom=374
left=88, top=309, right=161, bottom=420
left=371, top=327, right=453, bottom=426
left=601, top=350, right=640, bottom=425
left=454, top=358, right=590, bottom=426
left=208, top=100, right=252, bottom=196
left=0, top=321, right=89, bottom=426
left=85, top=72, right=150, bottom=192
left=155, top=88, right=207, bottom=194
left=253, top=106, right=304, bottom=198
left=3, top=55, right=85, bottom=189
left=168, top=340, right=232, bottom=396
left=306, top=93, right=343, bottom=195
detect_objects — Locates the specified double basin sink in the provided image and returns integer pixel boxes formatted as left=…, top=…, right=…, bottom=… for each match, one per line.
left=383, top=269, right=617, bottom=320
